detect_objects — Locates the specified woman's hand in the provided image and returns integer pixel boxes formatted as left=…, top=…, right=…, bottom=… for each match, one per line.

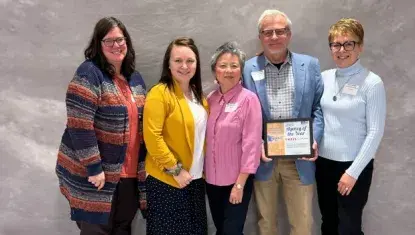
left=229, top=186, right=243, bottom=204
left=338, top=172, right=357, bottom=196
left=88, top=171, right=106, bottom=190
left=173, top=169, right=193, bottom=188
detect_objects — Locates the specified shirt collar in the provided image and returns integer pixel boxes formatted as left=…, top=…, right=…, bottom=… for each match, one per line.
left=336, top=59, right=365, bottom=77
left=215, top=82, right=243, bottom=103
left=265, top=50, right=292, bottom=67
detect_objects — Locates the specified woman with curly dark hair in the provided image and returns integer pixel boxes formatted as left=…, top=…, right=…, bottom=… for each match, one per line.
left=56, top=16, right=147, bottom=235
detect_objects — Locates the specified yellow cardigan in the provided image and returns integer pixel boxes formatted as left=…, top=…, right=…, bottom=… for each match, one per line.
left=143, top=81, right=208, bottom=188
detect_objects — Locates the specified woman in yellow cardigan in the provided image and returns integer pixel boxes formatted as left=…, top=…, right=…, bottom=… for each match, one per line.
left=143, top=37, right=209, bottom=235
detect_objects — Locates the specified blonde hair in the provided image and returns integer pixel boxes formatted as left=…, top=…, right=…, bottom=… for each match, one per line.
left=328, top=18, right=364, bottom=44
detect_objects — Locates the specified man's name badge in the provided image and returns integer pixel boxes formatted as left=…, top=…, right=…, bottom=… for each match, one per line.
left=251, top=70, right=265, bottom=81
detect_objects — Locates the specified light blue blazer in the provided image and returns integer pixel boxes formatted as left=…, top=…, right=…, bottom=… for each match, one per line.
left=242, top=53, right=324, bottom=185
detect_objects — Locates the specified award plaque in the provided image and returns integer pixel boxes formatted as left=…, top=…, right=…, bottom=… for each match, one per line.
left=264, top=118, right=313, bottom=158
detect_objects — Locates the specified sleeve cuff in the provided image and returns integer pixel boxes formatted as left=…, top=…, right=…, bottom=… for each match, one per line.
left=160, top=158, right=178, bottom=170
left=240, top=167, right=258, bottom=174
left=86, top=162, right=103, bottom=176
left=345, top=167, right=362, bottom=180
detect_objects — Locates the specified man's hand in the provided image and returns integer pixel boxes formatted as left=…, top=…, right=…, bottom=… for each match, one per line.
left=261, top=143, right=273, bottom=162
left=299, top=140, right=318, bottom=161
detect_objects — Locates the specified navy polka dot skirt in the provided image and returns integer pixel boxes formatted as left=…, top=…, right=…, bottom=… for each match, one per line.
left=146, top=175, right=207, bottom=235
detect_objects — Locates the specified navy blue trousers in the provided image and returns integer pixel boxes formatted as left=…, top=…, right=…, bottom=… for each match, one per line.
left=206, top=175, right=254, bottom=235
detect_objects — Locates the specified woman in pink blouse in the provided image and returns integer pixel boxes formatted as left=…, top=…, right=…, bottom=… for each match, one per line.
left=205, top=42, right=263, bottom=235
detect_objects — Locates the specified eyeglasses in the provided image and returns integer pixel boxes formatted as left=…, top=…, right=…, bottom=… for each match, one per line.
left=329, top=41, right=358, bottom=52
left=260, top=28, right=290, bottom=38
left=101, top=37, right=126, bottom=47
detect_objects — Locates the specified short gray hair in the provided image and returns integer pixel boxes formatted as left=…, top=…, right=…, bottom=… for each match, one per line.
left=257, top=9, right=293, bottom=33
left=210, top=41, right=246, bottom=73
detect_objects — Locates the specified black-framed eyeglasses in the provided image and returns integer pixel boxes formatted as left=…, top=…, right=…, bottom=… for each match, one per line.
left=329, top=41, right=358, bottom=52
left=260, top=27, right=290, bottom=37
left=101, top=37, right=126, bottom=47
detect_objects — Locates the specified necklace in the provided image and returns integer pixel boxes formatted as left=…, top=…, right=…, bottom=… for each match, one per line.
left=333, top=73, right=355, bottom=101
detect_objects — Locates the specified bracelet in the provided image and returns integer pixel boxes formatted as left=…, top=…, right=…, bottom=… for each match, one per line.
left=234, top=183, right=244, bottom=190
left=164, top=163, right=183, bottom=176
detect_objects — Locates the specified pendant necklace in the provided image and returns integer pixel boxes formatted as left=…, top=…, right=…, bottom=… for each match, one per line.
left=333, top=74, right=354, bottom=101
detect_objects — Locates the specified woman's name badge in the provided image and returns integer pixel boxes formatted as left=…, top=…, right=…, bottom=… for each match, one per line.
left=342, top=84, right=359, bottom=96
left=225, top=103, right=238, bottom=112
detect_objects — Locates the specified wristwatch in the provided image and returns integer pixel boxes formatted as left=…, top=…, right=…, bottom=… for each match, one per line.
left=234, top=183, right=244, bottom=190
left=164, top=163, right=183, bottom=176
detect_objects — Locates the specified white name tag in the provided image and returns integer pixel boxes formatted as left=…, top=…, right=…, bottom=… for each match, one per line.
left=342, top=84, right=359, bottom=96
left=251, top=70, right=265, bottom=81
left=224, top=103, right=238, bottom=112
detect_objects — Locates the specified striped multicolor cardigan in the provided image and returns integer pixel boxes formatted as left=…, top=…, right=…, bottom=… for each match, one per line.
left=56, top=60, right=147, bottom=224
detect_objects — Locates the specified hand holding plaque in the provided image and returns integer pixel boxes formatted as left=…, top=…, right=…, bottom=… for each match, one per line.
left=264, top=118, right=313, bottom=158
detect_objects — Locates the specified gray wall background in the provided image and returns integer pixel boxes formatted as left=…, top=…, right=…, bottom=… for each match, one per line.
left=0, top=0, right=414, bottom=234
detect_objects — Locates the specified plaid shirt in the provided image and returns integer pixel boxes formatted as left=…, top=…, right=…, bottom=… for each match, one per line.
left=265, top=52, right=294, bottom=120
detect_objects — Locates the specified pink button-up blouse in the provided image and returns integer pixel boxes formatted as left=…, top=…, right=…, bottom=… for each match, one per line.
left=205, top=83, right=263, bottom=186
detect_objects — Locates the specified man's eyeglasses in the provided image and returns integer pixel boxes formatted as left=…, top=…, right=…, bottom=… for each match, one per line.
left=260, top=28, right=290, bottom=38
left=101, top=37, right=126, bottom=47
left=329, top=41, right=358, bottom=52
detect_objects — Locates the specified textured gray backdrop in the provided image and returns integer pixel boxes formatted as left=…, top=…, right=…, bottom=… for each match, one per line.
left=1, top=0, right=414, bottom=234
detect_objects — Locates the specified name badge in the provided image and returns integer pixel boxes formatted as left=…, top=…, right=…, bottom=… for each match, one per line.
left=224, top=103, right=238, bottom=112
left=251, top=70, right=265, bottom=81
left=342, top=84, right=359, bottom=96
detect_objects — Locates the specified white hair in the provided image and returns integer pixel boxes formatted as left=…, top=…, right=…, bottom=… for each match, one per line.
left=257, top=9, right=293, bottom=33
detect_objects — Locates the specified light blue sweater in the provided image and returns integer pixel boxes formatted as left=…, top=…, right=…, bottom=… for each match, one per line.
left=319, top=60, right=386, bottom=179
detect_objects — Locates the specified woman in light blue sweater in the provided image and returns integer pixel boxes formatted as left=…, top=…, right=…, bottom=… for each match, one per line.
left=316, top=18, right=386, bottom=235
